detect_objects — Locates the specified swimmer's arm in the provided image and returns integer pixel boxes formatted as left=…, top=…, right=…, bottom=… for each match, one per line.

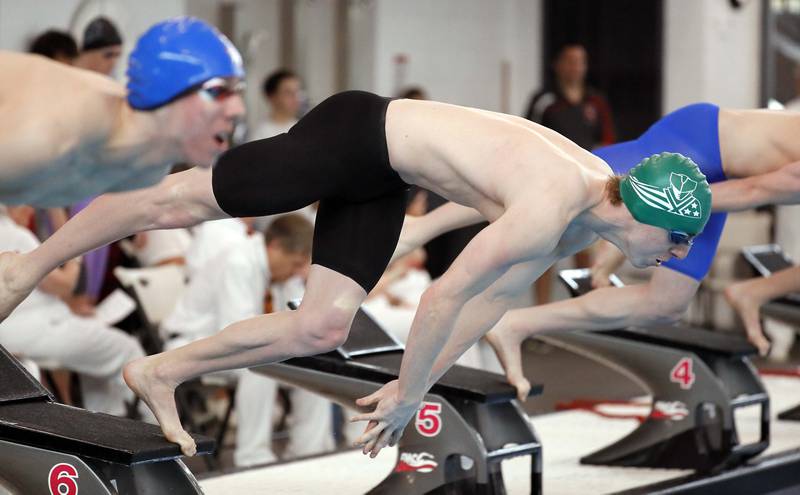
left=501, top=267, right=699, bottom=336
left=590, top=240, right=626, bottom=288
left=391, top=202, right=484, bottom=262
left=711, top=161, right=800, bottom=212
left=397, top=205, right=561, bottom=403
left=106, top=165, right=173, bottom=193
left=22, top=168, right=226, bottom=282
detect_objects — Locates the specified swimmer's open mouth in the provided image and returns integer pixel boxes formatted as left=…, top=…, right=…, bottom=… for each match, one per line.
left=656, top=258, right=663, bottom=266
left=214, top=132, right=227, bottom=145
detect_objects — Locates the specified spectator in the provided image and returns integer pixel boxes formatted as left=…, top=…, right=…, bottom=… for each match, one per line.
left=0, top=204, right=147, bottom=418
left=28, top=30, right=78, bottom=64
left=251, top=69, right=303, bottom=141
left=75, top=17, right=123, bottom=76
left=524, top=43, right=615, bottom=150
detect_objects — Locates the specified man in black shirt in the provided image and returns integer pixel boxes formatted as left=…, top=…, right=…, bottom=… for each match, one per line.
left=525, top=44, right=616, bottom=150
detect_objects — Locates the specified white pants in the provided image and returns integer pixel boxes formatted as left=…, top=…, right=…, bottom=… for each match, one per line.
left=0, top=315, right=144, bottom=416
left=233, top=370, right=334, bottom=467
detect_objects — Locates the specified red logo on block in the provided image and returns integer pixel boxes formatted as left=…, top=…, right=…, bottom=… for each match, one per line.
left=670, top=357, right=696, bottom=390
left=395, top=452, right=438, bottom=473
left=415, top=402, right=442, bottom=437
left=651, top=400, right=689, bottom=421
left=49, top=463, right=79, bottom=495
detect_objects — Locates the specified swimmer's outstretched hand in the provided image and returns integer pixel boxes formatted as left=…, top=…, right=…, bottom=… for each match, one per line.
left=351, top=380, right=419, bottom=458
left=724, top=283, right=772, bottom=357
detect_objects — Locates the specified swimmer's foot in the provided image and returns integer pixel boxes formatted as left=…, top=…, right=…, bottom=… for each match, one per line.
left=124, top=357, right=197, bottom=457
left=486, top=322, right=531, bottom=402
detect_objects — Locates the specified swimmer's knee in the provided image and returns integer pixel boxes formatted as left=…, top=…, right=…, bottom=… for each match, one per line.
left=294, top=305, right=354, bottom=355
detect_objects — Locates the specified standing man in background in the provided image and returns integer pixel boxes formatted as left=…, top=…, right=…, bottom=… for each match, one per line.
left=524, top=43, right=616, bottom=303
left=251, top=69, right=303, bottom=141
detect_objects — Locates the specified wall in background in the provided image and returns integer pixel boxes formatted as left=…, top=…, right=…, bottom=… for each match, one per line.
left=0, top=1, right=765, bottom=127
left=0, top=0, right=185, bottom=81
left=368, top=0, right=542, bottom=112
left=663, top=0, right=761, bottom=112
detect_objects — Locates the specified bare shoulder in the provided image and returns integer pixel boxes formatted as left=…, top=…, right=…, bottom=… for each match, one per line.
left=513, top=151, right=609, bottom=221
left=0, top=51, right=126, bottom=136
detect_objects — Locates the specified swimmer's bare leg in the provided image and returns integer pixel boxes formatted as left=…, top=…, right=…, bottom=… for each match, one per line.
left=0, top=168, right=223, bottom=321
left=124, top=265, right=366, bottom=456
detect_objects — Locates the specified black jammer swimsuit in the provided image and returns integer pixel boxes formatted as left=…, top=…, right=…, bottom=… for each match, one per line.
left=212, top=91, right=409, bottom=292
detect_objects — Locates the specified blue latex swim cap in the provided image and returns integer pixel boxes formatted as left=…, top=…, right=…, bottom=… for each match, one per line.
left=126, top=17, right=244, bottom=110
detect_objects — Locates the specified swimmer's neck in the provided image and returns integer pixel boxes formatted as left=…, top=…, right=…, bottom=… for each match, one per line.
left=105, top=103, right=185, bottom=168
left=574, top=195, right=632, bottom=249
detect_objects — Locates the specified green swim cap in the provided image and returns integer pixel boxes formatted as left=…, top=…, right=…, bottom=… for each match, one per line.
left=619, top=152, right=711, bottom=236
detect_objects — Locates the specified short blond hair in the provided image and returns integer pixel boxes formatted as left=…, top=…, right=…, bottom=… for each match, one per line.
left=264, top=214, right=313, bottom=256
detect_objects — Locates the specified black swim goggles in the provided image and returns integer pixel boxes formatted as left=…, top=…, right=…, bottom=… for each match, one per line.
left=668, top=230, right=695, bottom=246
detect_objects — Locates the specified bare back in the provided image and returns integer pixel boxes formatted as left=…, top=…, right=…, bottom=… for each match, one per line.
left=0, top=52, right=164, bottom=206
left=385, top=98, right=612, bottom=222
left=719, top=108, right=800, bottom=178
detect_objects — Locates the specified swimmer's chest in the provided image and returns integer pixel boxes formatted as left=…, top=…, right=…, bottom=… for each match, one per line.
left=0, top=139, right=136, bottom=206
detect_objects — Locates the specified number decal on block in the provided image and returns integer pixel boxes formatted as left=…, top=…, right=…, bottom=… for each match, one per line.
left=49, top=463, right=79, bottom=495
left=670, top=357, right=696, bottom=390
left=415, top=402, right=443, bottom=437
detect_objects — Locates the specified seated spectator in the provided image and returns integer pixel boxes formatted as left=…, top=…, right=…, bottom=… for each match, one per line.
left=0, top=205, right=147, bottom=418
left=131, top=229, right=192, bottom=267
left=185, top=217, right=253, bottom=276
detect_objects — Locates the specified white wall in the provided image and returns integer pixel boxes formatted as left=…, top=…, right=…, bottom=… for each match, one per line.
left=293, top=0, right=338, bottom=106
left=0, top=0, right=81, bottom=52
left=663, top=0, right=761, bottom=112
left=346, top=0, right=377, bottom=92
left=502, top=0, right=542, bottom=115
left=370, top=0, right=542, bottom=111
left=233, top=0, right=281, bottom=131
left=0, top=0, right=186, bottom=81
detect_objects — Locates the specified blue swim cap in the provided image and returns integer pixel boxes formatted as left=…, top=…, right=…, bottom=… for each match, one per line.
left=126, top=17, right=244, bottom=110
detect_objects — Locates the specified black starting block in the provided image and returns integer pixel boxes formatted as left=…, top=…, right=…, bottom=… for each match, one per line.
left=540, top=269, right=769, bottom=473
left=252, top=307, right=544, bottom=494
left=0, top=345, right=212, bottom=494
